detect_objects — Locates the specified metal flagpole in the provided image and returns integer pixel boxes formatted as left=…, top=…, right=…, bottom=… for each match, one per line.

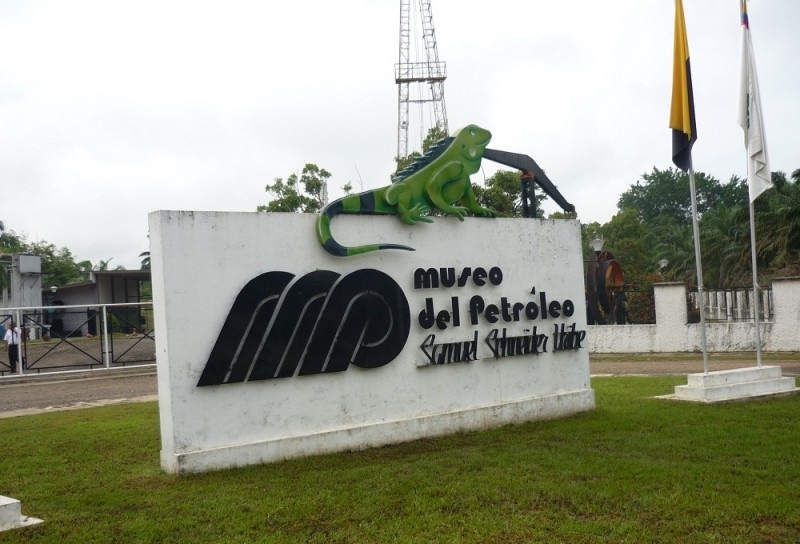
left=670, top=0, right=704, bottom=371
left=688, top=167, right=709, bottom=374
left=748, top=200, right=763, bottom=367
left=740, top=0, right=769, bottom=369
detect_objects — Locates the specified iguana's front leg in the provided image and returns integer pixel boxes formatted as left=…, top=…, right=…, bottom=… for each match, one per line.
left=461, top=181, right=497, bottom=217
left=426, top=161, right=470, bottom=220
left=399, top=200, right=434, bottom=225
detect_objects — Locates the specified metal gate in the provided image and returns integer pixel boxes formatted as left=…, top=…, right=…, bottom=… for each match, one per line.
left=1, top=303, right=154, bottom=377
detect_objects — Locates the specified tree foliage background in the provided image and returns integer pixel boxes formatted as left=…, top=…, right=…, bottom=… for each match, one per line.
left=584, top=167, right=800, bottom=288
left=258, top=125, right=800, bottom=295
left=582, top=167, right=800, bottom=322
left=257, top=163, right=333, bottom=214
left=7, top=123, right=799, bottom=309
left=258, top=127, right=550, bottom=219
left=1, top=221, right=131, bottom=290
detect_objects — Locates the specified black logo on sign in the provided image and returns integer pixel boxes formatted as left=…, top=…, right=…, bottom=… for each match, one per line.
left=197, top=269, right=410, bottom=386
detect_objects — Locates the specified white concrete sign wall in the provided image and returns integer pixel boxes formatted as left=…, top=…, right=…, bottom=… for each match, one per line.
left=150, top=211, right=594, bottom=474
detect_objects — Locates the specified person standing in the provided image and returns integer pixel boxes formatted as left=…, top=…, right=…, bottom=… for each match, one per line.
left=4, top=320, right=21, bottom=373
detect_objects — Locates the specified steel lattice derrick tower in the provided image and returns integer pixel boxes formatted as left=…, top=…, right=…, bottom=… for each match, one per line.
left=395, top=0, right=448, bottom=159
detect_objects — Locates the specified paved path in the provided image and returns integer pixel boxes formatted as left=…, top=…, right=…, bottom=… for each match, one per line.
left=0, top=367, right=158, bottom=418
left=588, top=357, right=800, bottom=377
left=1, top=357, right=798, bottom=418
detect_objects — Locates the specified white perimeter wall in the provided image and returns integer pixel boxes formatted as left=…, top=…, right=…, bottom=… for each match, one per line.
left=588, top=279, right=800, bottom=353
left=150, top=211, right=594, bottom=474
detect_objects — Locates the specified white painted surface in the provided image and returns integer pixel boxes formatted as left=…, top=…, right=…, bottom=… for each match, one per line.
left=0, top=496, right=20, bottom=526
left=150, top=212, right=594, bottom=474
left=588, top=279, right=800, bottom=353
left=0, top=495, right=43, bottom=532
left=670, top=366, right=799, bottom=403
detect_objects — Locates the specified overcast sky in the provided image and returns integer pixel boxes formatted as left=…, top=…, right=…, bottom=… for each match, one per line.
left=1, top=0, right=797, bottom=270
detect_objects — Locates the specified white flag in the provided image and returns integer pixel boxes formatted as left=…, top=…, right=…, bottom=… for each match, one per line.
left=737, top=3, right=772, bottom=202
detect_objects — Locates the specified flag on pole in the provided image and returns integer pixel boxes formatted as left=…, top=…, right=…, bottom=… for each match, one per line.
left=670, top=0, right=697, bottom=172
left=737, top=0, right=772, bottom=202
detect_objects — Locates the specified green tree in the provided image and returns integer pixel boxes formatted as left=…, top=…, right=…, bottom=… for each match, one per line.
left=699, top=204, right=749, bottom=287
left=595, top=208, right=654, bottom=283
left=654, top=223, right=697, bottom=284
left=93, top=258, right=125, bottom=272
left=76, top=260, right=92, bottom=281
left=756, top=171, right=800, bottom=277
left=0, top=222, right=24, bottom=254
left=394, top=126, right=449, bottom=173
left=472, top=170, right=547, bottom=218
left=718, top=175, right=749, bottom=209
left=95, top=258, right=113, bottom=271
left=25, top=241, right=85, bottom=287
left=617, top=167, right=734, bottom=225
left=610, top=167, right=756, bottom=288
left=257, top=163, right=332, bottom=213
left=583, top=210, right=658, bottom=324
left=0, top=222, right=13, bottom=291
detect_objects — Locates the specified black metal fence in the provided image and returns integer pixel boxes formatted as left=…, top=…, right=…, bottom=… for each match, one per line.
left=623, top=289, right=657, bottom=324
left=586, top=288, right=656, bottom=325
left=0, top=303, right=154, bottom=377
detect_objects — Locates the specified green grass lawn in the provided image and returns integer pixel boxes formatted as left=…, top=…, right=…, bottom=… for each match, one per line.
left=1, top=377, right=799, bottom=543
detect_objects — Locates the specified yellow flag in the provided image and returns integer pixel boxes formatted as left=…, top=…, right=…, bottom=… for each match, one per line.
left=669, top=0, right=697, bottom=172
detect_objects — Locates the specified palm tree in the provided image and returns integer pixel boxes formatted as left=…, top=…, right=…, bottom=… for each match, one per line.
left=700, top=204, right=750, bottom=287
left=94, top=258, right=114, bottom=271
left=654, top=223, right=696, bottom=285
left=757, top=179, right=800, bottom=276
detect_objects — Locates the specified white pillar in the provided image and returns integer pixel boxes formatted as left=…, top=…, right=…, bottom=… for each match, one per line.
left=767, top=277, right=800, bottom=351
left=654, top=282, right=688, bottom=326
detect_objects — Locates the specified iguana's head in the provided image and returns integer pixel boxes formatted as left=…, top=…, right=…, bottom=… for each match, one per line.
left=452, top=124, right=492, bottom=165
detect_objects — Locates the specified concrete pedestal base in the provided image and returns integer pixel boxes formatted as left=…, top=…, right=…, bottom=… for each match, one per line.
left=0, top=495, right=43, bottom=532
left=666, top=365, right=799, bottom=403
left=162, top=387, right=596, bottom=474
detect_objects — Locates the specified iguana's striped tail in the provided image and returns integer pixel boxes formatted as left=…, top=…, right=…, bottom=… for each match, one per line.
left=316, top=194, right=415, bottom=257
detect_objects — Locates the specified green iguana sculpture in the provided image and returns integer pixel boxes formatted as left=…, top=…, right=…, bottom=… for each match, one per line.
left=316, top=124, right=497, bottom=256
